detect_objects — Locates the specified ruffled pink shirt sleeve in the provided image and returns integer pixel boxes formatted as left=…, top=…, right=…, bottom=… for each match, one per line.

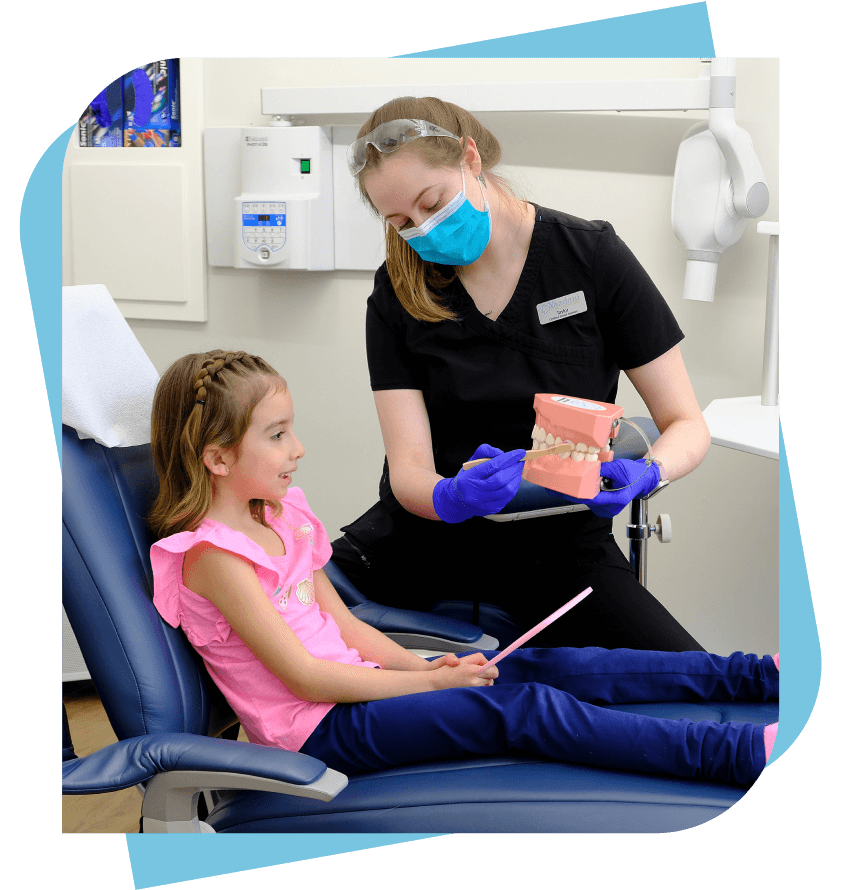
left=150, top=487, right=378, bottom=751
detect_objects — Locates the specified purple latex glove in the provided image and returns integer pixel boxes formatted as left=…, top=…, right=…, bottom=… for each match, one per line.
left=433, top=444, right=527, bottom=523
left=548, top=458, right=662, bottom=518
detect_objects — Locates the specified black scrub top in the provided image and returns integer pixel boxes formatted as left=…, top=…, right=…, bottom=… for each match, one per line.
left=366, top=206, right=684, bottom=491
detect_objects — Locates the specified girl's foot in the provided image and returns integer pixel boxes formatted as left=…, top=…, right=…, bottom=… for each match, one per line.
left=764, top=656, right=779, bottom=761
left=764, top=722, right=778, bottom=760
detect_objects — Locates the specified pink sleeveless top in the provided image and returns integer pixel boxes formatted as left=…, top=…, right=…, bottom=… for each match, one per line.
left=151, top=487, right=379, bottom=751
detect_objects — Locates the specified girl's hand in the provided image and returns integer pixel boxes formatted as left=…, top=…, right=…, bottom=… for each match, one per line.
left=425, top=653, right=461, bottom=670
left=429, top=653, right=499, bottom=689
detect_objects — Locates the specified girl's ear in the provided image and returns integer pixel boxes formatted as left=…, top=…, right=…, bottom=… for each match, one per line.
left=202, top=444, right=230, bottom=477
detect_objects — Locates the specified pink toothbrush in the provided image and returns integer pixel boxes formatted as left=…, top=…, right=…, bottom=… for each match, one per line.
left=481, top=587, right=593, bottom=671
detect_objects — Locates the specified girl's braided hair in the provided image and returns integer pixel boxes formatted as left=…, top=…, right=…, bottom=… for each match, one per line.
left=149, top=350, right=286, bottom=538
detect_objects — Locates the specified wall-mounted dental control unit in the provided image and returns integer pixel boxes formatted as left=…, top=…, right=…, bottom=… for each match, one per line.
left=204, top=125, right=336, bottom=271
left=205, top=124, right=386, bottom=271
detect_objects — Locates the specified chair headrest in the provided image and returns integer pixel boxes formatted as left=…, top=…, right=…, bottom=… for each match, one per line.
left=62, top=284, right=159, bottom=447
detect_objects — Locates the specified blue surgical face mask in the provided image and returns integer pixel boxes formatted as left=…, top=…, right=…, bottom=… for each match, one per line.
left=397, top=166, right=492, bottom=265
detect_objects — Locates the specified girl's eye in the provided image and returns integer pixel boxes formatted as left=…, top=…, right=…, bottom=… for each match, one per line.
left=272, top=431, right=285, bottom=440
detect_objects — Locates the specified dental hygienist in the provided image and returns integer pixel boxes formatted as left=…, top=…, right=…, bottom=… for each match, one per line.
left=331, top=96, right=711, bottom=651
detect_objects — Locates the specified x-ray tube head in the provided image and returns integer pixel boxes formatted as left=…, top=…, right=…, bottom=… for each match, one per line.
left=672, top=122, right=749, bottom=302
left=683, top=258, right=719, bottom=303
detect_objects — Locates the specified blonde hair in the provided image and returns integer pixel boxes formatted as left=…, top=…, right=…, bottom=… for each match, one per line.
left=355, top=96, right=516, bottom=323
left=149, top=350, right=287, bottom=538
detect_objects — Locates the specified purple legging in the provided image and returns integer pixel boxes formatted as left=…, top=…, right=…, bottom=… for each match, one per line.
left=299, top=648, right=778, bottom=785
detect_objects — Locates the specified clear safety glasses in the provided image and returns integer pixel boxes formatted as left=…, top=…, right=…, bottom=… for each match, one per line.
left=347, top=119, right=460, bottom=175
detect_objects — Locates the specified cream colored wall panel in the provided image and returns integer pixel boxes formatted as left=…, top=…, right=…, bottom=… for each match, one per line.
left=69, top=164, right=187, bottom=303
left=63, top=58, right=207, bottom=321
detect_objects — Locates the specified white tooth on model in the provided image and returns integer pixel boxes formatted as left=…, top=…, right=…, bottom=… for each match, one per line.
left=527, top=424, right=607, bottom=453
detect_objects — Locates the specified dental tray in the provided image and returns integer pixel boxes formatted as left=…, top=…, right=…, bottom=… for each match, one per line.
left=522, top=394, right=624, bottom=500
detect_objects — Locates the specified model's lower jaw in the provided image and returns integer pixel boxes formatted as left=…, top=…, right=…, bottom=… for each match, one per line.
left=524, top=425, right=614, bottom=499
left=530, top=424, right=611, bottom=461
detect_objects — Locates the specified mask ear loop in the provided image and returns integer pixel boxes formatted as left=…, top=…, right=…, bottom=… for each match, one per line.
left=599, top=417, right=662, bottom=493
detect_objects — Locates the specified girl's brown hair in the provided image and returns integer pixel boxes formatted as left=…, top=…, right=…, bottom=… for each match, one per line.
left=149, top=350, right=287, bottom=538
left=355, top=96, right=515, bottom=323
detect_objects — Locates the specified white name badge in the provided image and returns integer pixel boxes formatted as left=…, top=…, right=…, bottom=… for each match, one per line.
left=536, top=290, right=587, bottom=325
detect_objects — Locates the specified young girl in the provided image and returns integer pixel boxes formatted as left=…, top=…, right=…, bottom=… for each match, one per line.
left=149, top=349, right=778, bottom=785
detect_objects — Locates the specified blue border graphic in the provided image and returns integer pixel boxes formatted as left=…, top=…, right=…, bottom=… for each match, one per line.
left=32, top=4, right=817, bottom=887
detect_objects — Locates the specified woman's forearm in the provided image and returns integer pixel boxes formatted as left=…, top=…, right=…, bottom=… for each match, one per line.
left=388, top=462, right=443, bottom=520
left=649, top=416, right=710, bottom=482
left=373, top=389, right=444, bottom=520
left=625, top=345, right=710, bottom=484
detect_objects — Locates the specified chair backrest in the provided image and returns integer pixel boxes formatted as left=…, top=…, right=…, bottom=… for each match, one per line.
left=62, top=425, right=237, bottom=741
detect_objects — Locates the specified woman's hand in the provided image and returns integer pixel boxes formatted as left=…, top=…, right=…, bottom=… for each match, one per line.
left=432, top=444, right=526, bottom=523
left=547, top=457, right=662, bottom=518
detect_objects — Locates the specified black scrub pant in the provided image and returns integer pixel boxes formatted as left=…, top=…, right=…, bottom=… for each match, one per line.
left=330, top=501, right=705, bottom=652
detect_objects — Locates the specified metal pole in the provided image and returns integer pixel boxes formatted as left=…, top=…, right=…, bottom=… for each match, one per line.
left=761, top=232, right=779, bottom=406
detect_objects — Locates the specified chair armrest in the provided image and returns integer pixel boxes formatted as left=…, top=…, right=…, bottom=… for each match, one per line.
left=62, top=732, right=348, bottom=831
left=611, top=416, right=660, bottom=461
left=142, top=765, right=347, bottom=833
left=350, top=602, right=498, bottom=651
left=487, top=480, right=590, bottom=521
left=327, top=560, right=498, bottom=650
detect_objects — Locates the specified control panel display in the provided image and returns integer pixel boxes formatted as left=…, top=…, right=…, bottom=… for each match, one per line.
left=241, top=202, right=287, bottom=251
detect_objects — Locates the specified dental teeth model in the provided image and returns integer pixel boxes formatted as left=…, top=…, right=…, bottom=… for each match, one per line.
left=522, top=394, right=624, bottom=500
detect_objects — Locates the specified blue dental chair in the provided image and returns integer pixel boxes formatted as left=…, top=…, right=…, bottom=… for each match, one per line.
left=62, top=423, right=778, bottom=833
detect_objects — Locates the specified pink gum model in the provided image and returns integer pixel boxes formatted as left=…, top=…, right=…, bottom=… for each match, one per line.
left=522, top=394, right=624, bottom=500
